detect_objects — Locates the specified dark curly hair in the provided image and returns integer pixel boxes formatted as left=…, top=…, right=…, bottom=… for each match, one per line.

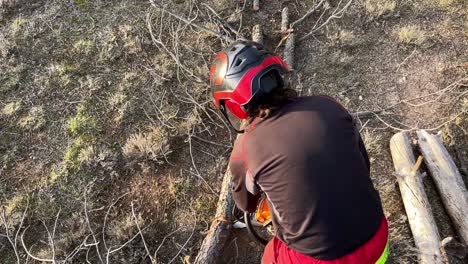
left=244, top=86, right=297, bottom=122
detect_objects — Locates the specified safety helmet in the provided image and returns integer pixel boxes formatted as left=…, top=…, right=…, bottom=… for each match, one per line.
left=210, top=41, right=288, bottom=131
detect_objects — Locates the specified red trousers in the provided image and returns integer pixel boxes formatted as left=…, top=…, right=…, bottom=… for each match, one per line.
left=262, top=217, right=389, bottom=264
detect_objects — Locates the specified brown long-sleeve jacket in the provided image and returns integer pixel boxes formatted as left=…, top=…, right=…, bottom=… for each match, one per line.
left=229, top=96, right=383, bottom=260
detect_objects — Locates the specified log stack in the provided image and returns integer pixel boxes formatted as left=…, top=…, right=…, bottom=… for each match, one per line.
left=417, top=130, right=468, bottom=244
left=390, top=132, right=447, bottom=263
left=390, top=130, right=468, bottom=262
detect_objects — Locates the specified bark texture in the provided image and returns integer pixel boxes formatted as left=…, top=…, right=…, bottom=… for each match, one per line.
left=194, top=165, right=235, bottom=264
left=417, top=130, right=468, bottom=245
left=390, top=132, right=447, bottom=264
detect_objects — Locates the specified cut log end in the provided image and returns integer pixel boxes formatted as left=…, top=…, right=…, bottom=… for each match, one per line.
left=252, top=24, right=263, bottom=44
left=253, top=0, right=260, bottom=11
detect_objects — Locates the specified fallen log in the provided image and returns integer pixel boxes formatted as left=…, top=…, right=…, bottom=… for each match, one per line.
left=390, top=132, right=447, bottom=264
left=193, top=164, right=235, bottom=264
left=417, top=130, right=468, bottom=245
left=281, top=7, right=289, bottom=34
left=283, top=32, right=295, bottom=71
left=281, top=6, right=294, bottom=71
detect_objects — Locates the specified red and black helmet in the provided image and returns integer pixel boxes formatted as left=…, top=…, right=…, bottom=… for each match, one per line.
left=210, top=41, right=288, bottom=124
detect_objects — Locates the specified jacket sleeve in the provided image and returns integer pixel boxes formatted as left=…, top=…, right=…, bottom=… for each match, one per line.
left=229, top=135, right=260, bottom=213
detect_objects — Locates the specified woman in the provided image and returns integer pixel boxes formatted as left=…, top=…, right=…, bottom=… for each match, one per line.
left=210, top=41, right=389, bottom=264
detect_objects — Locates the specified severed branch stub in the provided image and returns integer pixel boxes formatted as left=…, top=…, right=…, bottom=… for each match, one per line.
left=253, top=0, right=260, bottom=11
left=389, top=132, right=448, bottom=264
left=417, top=130, right=468, bottom=245
left=280, top=6, right=294, bottom=71
left=281, top=7, right=289, bottom=33
left=252, top=24, right=263, bottom=44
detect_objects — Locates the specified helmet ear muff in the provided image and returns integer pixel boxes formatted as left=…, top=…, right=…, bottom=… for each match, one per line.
left=225, top=100, right=248, bottom=119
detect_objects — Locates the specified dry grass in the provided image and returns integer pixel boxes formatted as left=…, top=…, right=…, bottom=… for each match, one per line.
left=18, top=106, right=46, bottom=130
left=122, top=127, right=171, bottom=163
left=396, top=25, right=426, bottom=45
left=1, top=101, right=21, bottom=116
left=362, top=0, right=396, bottom=17
left=329, top=29, right=356, bottom=47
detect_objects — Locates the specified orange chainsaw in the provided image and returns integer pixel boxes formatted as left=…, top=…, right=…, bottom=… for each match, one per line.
left=235, top=196, right=274, bottom=245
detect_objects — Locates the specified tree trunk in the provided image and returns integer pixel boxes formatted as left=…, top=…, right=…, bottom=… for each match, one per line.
left=390, top=132, right=447, bottom=264
left=283, top=32, right=295, bottom=71
left=281, top=7, right=289, bottom=33
left=194, top=165, right=235, bottom=264
left=417, top=130, right=468, bottom=245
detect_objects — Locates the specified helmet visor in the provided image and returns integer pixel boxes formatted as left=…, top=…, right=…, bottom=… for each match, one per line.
left=220, top=101, right=245, bottom=133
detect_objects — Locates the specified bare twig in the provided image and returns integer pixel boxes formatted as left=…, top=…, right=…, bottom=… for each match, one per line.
left=84, top=191, right=104, bottom=264
left=102, top=193, right=129, bottom=251
left=300, top=0, right=354, bottom=42
left=105, top=232, right=141, bottom=263
left=290, top=0, right=325, bottom=28
left=20, top=226, right=54, bottom=263
left=146, top=11, right=204, bottom=83
left=201, top=3, right=246, bottom=40
left=149, top=0, right=234, bottom=43
left=168, top=220, right=197, bottom=264
left=352, top=110, right=383, bottom=119
left=153, top=227, right=183, bottom=260
left=0, top=199, right=28, bottom=264
left=187, top=128, right=217, bottom=194
left=131, top=202, right=154, bottom=263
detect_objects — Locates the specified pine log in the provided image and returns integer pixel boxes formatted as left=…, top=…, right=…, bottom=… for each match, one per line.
left=417, top=130, right=468, bottom=245
left=390, top=132, right=447, bottom=263
left=193, top=164, right=235, bottom=264
left=281, top=7, right=289, bottom=33
left=252, top=24, right=263, bottom=44
left=283, top=32, right=295, bottom=71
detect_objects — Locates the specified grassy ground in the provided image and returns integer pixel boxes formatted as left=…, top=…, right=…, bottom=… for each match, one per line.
left=1, top=0, right=467, bottom=263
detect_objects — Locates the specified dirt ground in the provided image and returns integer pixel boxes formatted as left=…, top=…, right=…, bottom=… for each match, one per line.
left=1, top=0, right=467, bottom=264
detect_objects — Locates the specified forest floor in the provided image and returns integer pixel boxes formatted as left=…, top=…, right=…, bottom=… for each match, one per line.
left=1, top=0, right=467, bottom=263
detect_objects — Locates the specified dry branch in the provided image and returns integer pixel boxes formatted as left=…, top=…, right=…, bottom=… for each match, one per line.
left=149, top=0, right=234, bottom=43
left=201, top=3, right=246, bottom=40
left=290, top=0, right=325, bottom=29
left=283, top=32, right=295, bottom=71
left=417, top=130, right=468, bottom=245
left=389, top=132, right=447, bottom=264
left=300, top=0, right=353, bottom=42
left=281, top=7, right=289, bottom=33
